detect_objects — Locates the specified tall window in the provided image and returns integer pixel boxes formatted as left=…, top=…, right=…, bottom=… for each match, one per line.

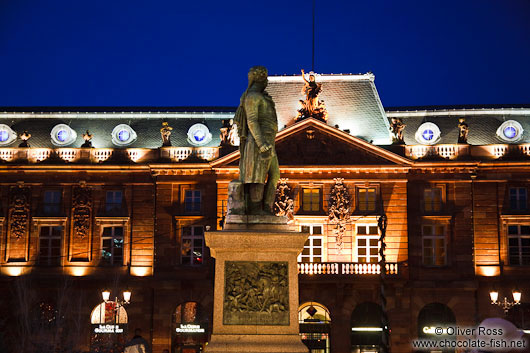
left=298, top=225, right=323, bottom=263
left=357, top=187, right=377, bottom=212
left=101, top=226, right=124, bottom=266
left=181, top=226, right=204, bottom=265
left=508, top=225, right=530, bottom=266
left=184, top=190, right=201, bottom=213
left=510, top=188, right=528, bottom=211
left=39, top=226, right=62, bottom=266
left=423, top=187, right=443, bottom=213
left=43, top=190, right=61, bottom=215
left=105, top=191, right=123, bottom=213
left=422, top=224, right=446, bottom=266
left=302, top=188, right=321, bottom=212
left=356, top=225, right=379, bottom=263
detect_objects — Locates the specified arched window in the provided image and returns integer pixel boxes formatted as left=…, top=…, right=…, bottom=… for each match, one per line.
left=417, top=303, right=456, bottom=353
left=172, top=302, right=208, bottom=353
left=90, top=301, right=128, bottom=353
left=299, top=302, right=331, bottom=353
left=351, top=302, right=384, bottom=353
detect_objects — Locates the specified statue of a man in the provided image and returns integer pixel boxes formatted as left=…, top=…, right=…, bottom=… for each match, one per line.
left=233, top=66, right=280, bottom=215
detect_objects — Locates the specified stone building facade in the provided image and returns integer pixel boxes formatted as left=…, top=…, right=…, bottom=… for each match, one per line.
left=0, top=74, right=529, bottom=353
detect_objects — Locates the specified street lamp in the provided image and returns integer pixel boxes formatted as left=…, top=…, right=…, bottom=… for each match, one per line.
left=490, top=288, right=522, bottom=313
left=101, top=288, right=132, bottom=305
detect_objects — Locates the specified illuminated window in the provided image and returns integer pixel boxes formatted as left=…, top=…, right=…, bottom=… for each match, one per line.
left=422, top=224, right=446, bottom=266
left=302, top=188, right=321, bottom=212
left=184, top=189, right=201, bottom=213
left=39, top=226, right=62, bottom=266
left=187, top=123, right=212, bottom=146
left=181, top=226, right=204, bottom=265
left=111, top=124, right=137, bottom=146
left=43, top=190, right=62, bottom=215
left=415, top=122, right=441, bottom=145
left=101, top=226, right=124, bottom=266
left=105, top=191, right=123, bottom=213
left=510, top=188, right=528, bottom=211
left=423, top=187, right=443, bottom=213
left=298, top=225, right=323, bottom=263
left=50, top=124, right=77, bottom=146
left=0, top=124, right=16, bottom=146
left=497, top=120, right=524, bottom=142
left=357, top=187, right=377, bottom=212
left=356, top=225, right=379, bottom=263
left=508, top=225, right=530, bottom=266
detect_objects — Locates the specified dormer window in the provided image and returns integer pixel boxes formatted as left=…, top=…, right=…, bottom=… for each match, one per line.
left=415, top=122, right=441, bottom=145
left=187, top=123, right=212, bottom=146
left=112, top=124, right=137, bottom=146
left=496, top=120, right=523, bottom=143
left=0, top=124, right=17, bottom=146
left=50, top=124, right=77, bottom=146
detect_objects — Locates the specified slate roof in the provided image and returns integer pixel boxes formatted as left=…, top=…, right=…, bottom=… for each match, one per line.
left=386, top=108, right=530, bottom=145
left=266, top=73, right=392, bottom=145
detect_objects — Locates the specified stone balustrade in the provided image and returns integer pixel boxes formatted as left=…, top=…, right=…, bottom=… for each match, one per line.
left=298, top=262, right=399, bottom=275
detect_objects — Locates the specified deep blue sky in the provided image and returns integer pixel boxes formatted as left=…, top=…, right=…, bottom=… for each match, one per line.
left=1, top=0, right=529, bottom=108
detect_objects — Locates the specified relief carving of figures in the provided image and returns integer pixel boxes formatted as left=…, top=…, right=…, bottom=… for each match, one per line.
left=390, top=118, right=405, bottom=144
left=8, top=185, right=30, bottom=239
left=296, top=69, right=328, bottom=122
left=224, top=261, right=289, bottom=325
left=458, top=118, right=469, bottom=144
left=273, top=178, right=294, bottom=221
left=328, top=178, right=351, bottom=252
left=219, top=119, right=239, bottom=147
left=72, top=185, right=92, bottom=238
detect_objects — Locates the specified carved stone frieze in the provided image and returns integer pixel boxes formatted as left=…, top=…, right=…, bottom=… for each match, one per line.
left=223, top=261, right=289, bottom=325
left=273, top=178, right=294, bottom=220
left=328, top=178, right=351, bottom=252
left=72, top=185, right=92, bottom=238
left=8, top=185, right=30, bottom=240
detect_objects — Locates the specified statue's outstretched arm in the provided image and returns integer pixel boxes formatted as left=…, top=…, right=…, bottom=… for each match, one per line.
left=301, top=69, right=308, bottom=84
left=244, top=94, right=265, bottom=148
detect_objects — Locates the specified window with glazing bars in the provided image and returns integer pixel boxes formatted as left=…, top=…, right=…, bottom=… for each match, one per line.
left=298, top=225, right=323, bottom=263
left=422, top=224, right=446, bottom=266
left=101, top=226, right=124, bottom=265
left=423, top=187, right=443, bottom=213
left=181, top=226, right=204, bottom=265
left=509, top=188, right=528, bottom=211
left=39, top=226, right=62, bottom=266
left=357, top=187, right=377, bottom=212
left=302, top=188, right=320, bottom=212
left=508, top=225, right=530, bottom=265
left=356, top=225, right=379, bottom=263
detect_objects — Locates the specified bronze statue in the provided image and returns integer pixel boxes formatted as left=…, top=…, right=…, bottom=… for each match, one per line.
left=160, top=121, right=173, bottom=147
left=233, top=66, right=280, bottom=215
left=390, top=118, right=405, bottom=144
left=297, top=69, right=328, bottom=122
left=458, top=118, right=469, bottom=144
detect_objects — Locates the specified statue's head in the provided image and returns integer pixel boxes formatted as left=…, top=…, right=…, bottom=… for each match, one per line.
left=309, top=75, right=315, bottom=82
left=248, top=66, right=268, bottom=89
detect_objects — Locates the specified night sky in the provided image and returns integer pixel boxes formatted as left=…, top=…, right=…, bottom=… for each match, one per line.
left=1, top=0, right=529, bottom=108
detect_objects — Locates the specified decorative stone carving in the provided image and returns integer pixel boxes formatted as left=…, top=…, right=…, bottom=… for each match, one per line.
left=8, top=185, right=30, bottom=239
left=390, top=118, right=405, bottom=144
left=328, top=178, right=351, bottom=252
left=19, top=130, right=31, bottom=147
left=296, top=69, right=328, bottom=122
left=72, top=185, right=92, bottom=238
left=458, top=118, right=469, bottom=144
left=220, top=119, right=239, bottom=147
left=160, top=121, right=173, bottom=147
left=273, top=178, right=294, bottom=221
left=223, top=261, right=289, bottom=325
left=81, top=130, right=93, bottom=148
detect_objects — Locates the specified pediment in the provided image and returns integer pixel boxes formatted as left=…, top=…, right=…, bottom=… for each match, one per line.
left=212, top=118, right=411, bottom=167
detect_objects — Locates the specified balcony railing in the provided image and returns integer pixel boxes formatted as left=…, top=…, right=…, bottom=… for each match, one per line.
left=298, top=262, right=399, bottom=275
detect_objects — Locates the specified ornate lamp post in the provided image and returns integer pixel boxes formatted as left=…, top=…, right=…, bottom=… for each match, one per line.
left=101, top=288, right=132, bottom=323
left=490, top=288, right=522, bottom=314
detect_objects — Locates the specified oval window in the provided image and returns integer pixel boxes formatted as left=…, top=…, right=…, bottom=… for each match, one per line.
left=0, top=124, right=17, bottom=146
left=51, top=124, right=77, bottom=146
left=415, top=122, right=441, bottom=145
left=496, top=120, right=523, bottom=143
left=111, top=124, right=137, bottom=146
left=187, top=123, right=212, bottom=146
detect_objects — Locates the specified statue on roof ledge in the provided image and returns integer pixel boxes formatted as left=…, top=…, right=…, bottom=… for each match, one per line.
left=458, top=118, right=469, bottom=144
left=296, top=69, right=328, bottom=122
left=390, top=118, right=405, bottom=144
left=81, top=130, right=93, bottom=148
left=18, top=131, right=31, bottom=147
left=160, top=121, right=173, bottom=147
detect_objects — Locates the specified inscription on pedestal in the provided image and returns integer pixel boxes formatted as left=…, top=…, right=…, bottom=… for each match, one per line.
left=223, top=261, right=289, bottom=325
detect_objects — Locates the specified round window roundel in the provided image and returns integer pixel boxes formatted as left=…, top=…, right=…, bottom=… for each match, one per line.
left=111, top=124, right=137, bottom=146
left=0, top=124, right=17, bottom=146
left=496, top=120, right=523, bottom=142
left=187, top=123, right=212, bottom=146
left=50, top=124, right=77, bottom=146
left=415, top=122, right=441, bottom=145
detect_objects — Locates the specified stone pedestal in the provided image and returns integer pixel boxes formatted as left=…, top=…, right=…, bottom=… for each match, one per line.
left=204, top=222, right=308, bottom=353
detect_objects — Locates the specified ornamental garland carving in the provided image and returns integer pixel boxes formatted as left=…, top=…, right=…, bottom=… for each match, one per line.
left=72, top=186, right=92, bottom=238
left=328, top=178, right=351, bottom=253
left=273, top=178, right=294, bottom=221
left=223, top=261, right=289, bottom=325
left=8, top=185, right=30, bottom=240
